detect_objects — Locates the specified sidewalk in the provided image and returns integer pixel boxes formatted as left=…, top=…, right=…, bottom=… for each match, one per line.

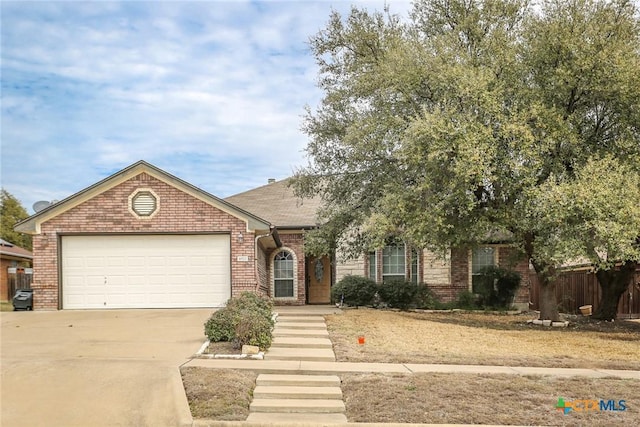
left=245, top=306, right=639, bottom=379
left=184, top=358, right=639, bottom=379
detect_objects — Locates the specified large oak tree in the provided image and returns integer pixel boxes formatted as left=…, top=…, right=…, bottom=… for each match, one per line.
left=294, top=0, right=640, bottom=321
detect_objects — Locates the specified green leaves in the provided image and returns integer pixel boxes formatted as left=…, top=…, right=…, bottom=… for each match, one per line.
left=1, top=189, right=32, bottom=250
left=294, top=0, right=640, bottom=281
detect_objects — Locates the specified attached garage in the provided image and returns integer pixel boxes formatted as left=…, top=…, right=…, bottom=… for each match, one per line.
left=61, top=234, right=231, bottom=309
left=13, top=161, right=276, bottom=310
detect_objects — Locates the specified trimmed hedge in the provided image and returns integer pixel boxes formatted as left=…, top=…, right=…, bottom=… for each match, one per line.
left=332, top=275, right=377, bottom=307
left=204, top=292, right=274, bottom=350
left=379, top=279, right=419, bottom=310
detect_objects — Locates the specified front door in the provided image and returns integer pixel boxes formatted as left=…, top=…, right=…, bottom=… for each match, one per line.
left=307, top=255, right=331, bottom=304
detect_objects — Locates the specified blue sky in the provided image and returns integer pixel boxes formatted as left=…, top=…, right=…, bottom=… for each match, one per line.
left=1, top=0, right=410, bottom=214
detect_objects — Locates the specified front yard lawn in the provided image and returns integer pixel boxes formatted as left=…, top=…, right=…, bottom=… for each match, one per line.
left=182, top=309, right=639, bottom=423
left=180, top=367, right=256, bottom=421
left=326, top=309, right=640, bottom=370
left=342, top=372, right=638, bottom=426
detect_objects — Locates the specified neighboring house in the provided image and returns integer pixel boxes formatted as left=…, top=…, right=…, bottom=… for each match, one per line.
left=14, top=160, right=530, bottom=310
left=0, top=239, right=33, bottom=301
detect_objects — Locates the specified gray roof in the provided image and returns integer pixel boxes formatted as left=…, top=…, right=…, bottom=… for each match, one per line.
left=225, top=178, right=322, bottom=228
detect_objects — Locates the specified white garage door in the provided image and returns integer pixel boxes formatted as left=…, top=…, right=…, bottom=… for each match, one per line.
left=61, top=234, right=230, bottom=309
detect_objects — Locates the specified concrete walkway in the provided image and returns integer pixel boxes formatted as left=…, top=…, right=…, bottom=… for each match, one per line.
left=246, top=310, right=348, bottom=424
left=184, top=306, right=640, bottom=426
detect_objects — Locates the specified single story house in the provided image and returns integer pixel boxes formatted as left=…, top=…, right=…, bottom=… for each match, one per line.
left=1, top=239, right=33, bottom=301
left=14, top=161, right=530, bottom=310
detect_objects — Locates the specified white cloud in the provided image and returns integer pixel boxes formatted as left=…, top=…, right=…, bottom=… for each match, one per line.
left=1, top=0, right=411, bottom=212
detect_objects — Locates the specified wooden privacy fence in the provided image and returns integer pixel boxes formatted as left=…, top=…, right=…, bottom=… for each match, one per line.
left=530, top=269, right=640, bottom=319
left=7, top=268, right=33, bottom=299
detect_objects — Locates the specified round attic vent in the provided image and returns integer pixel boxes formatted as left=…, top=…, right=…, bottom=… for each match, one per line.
left=129, top=189, right=159, bottom=218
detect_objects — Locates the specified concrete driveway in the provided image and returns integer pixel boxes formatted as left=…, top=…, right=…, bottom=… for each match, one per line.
left=1, top=309, right=212, bottom=427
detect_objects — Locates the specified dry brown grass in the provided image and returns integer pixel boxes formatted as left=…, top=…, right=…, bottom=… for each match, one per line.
left=203, top=341, right=240, bottom=355
left=341, top=372, right=638, bottom=426
left=180, top=367, right=256, bottom=420
left=326, top=309, right=640, bottom=370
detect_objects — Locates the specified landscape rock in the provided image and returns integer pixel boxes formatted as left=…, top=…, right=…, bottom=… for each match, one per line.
left=242, top=345, right=260, bottom=355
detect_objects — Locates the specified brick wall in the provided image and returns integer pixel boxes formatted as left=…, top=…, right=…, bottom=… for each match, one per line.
left=498, top=246, right=531, bottom=306
left=32, top=173, right=256, bottom=309
left=269, top=233, right=306, bottom=305
left=437, top=246, right=530, bottom=305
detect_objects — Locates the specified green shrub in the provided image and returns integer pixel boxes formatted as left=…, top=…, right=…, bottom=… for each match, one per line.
left=226, top=291, right=273, bottom=320
left=233, top=311, right=273, bottom=350
left=204, top=306, right=238, bottom=342
left=378, top=279, right=419, bottom=310
left=414, top=284, right=441, bottom=309
left=204, top=292, right=274, bottom=348
left=474, top=266, right=521, bottom=309
left=453, top=290, right=480, bottom=310
left=332, top=275, right=377, bottom=307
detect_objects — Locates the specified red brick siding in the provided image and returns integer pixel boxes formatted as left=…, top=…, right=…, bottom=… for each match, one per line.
left=434, top=246, right=530, bottom=304
left=32, top=173, right=256, bottom=309
left=269, top=233, right=306, bottom=306
left=498, top=247, right=531, bottom=305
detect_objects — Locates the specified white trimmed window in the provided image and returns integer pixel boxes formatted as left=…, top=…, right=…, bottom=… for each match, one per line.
left=382, top=242, right=405, bottom=282
left=273, top=250, right=295, bottom=298
left=471, top=246, right=496, bottom=292
left=368, top=251, right=377, bottom=281
left=411, top=248, right=420, bottom=284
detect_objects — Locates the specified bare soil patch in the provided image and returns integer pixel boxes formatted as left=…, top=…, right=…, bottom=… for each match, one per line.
left=341, top=372, right=638, bottom=426
left=202, top=341, right=241, bottom=356
left=180, top=367, right=256, bottom=421
left=326, top=309, right=640, bottom=369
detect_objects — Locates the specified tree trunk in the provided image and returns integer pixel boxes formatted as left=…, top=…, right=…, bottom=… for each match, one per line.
left=593, top=261, right=636, bottom=321
left=523, top=232, right=560, bottom=322
left=537, top=276, right=560, bottom=322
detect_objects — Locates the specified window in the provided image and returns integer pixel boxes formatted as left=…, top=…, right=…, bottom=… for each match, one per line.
left=471, top=246, right=496, bottom=293
left=411, top=248, right=419, bottom=284
left=368, top=251, right=377, bottom=281
left=273, top=250, right=294, bottom=298
left=382, top=242, right=405, bottom=282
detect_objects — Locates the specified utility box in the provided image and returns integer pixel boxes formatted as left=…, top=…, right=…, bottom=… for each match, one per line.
left=13, top=289, right=34, bottom=310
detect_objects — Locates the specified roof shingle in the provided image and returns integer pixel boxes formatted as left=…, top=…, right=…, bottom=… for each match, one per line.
left=225, top=179, right=322, bottom=228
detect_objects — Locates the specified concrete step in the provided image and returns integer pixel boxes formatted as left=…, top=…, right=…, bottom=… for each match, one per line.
left=256, top=374, right=341, bottom=387
left=250, top=398, right=346, bottom=414
left=276, top=316, right=326, bottom=323
left=246, top=412, right=348, bottom=423
left=264, top=347, right=335, bottom=362
left=274, top=322, right=328, bottom=330
left=271, top=337, right=333, bottom=349
left=273, top=329, right=329, bottom=338
left=253, top=385, right=342, bottom=400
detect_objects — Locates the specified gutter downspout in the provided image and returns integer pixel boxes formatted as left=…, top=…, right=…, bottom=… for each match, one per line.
left=254, top=226, right=281, bottom=293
